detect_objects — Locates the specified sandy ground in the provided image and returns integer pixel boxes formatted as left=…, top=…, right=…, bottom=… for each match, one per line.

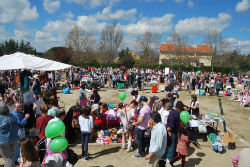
left=1, top=85, right=250, bottom=167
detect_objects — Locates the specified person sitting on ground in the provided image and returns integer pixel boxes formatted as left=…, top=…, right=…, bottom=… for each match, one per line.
left=18, top=138, right=40, bottom=167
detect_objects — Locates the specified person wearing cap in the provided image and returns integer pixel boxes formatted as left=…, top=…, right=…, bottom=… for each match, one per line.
left=32, top=74, right=41, bottom=101
left=0, top=102, right=19, bottom=167
left=132, top=96, right=151, bottom=158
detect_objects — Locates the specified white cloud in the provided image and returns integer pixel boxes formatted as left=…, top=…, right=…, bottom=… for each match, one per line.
left=43, top=0, right=60, bottom=14
left=66, top=0, right=108, bottom=8
left=93, top=6, right=137, bottom=21
left=76, top=16, right=107, bottom=33
left=63, top=12, right=74, bottom=19
left=0, top=0, right=39, bottom=23
left=225, top=37, right=250, bottom=54
left=0, top=26, right=8, bottom=41
left=187, top=0, right=194, bottom=8
left=175, top=13, right=231, bottom=37
left=235, top=0, right=250, bottom=12
left=173, top=0, right=184, bottom=3
left=34, top=31, right=59, bottom=51
left=239, top=27, right=250, bottom=32
left=14, top=29, right=33, bottom=41
left=122, top=13, right=174, bottom=35
left=145, top=0, right=164, bottom=2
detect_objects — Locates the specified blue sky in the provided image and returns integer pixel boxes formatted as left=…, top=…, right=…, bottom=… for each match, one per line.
left=0, top=0, right=249, bottom=54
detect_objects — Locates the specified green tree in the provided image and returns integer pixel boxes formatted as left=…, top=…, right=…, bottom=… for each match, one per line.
left=117, top=48, right=135, bottom=68
left=0, top=39, right=37, bottom=56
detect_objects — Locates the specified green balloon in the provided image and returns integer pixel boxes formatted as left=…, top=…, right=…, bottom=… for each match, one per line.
left=119, top=92, right=127, bottom=101
left=197, top=71, right=201, bottom=74
left=180, top=111, right=190, bottom=124
left=49, top=136, right=68, bottom=152
left=45, top=121, right=65, bottom=138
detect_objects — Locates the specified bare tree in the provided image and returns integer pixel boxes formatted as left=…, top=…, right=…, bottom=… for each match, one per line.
left=99, top=21, right=123, bottom=63
left=65, top=25, right=96, bottom=63
left=166, top=30, right=191, bottom=71
left=203, top=30, right=228, bottom=72
left=136, top=31, right=161, bottom=66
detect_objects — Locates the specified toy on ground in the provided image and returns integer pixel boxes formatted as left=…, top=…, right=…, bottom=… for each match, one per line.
left=208, top=133, right=226, bottom=153
left=96, top=130, right=112, bottom=145
left=62, top=88, right=70, bottom=94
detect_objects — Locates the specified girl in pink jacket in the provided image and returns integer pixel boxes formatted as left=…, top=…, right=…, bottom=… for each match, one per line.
left=171, top=125, right=200, bottom=167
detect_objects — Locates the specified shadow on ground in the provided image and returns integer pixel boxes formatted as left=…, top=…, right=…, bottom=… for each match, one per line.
left=79, top=146, right=121, bottom=160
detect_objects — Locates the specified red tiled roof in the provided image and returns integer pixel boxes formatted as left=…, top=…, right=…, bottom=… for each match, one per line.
left=160, top=43, right=212, bottom=53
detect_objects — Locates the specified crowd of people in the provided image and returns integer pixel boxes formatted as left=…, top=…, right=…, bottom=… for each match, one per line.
left=0, top=67, right=250, bottom=167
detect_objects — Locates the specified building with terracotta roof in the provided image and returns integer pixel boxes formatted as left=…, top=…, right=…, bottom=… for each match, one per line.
left=159, top=43, right=212, bottom=66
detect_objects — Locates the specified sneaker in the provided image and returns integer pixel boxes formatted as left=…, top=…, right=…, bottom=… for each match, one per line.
left=132, top=154, right=143, bottom=158
left=85, top=156, right=92, bottom=161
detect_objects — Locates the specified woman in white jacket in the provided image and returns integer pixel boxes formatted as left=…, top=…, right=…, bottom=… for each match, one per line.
left=79, top=107, right=93, bottom=160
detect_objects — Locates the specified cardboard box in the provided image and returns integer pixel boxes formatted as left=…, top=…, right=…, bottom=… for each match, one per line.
left=219, top=132, right=236, bottom=145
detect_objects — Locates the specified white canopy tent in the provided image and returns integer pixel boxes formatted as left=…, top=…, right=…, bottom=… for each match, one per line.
left=0, top=52, right=72, bottom=71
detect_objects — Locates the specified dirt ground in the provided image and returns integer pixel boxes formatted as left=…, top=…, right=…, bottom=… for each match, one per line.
left=1, top=85, right=249, bottom=167
left=56, top=86, right=250, bottom=167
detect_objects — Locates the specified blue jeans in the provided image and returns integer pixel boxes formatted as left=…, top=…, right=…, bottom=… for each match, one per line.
left=216, top=89, right=220, bottom=96
left=167, top=132, right=178, bottom=162
left=135, top=128, right=146, bottom=155
left=171, top=97, right=176, bottom=107
left=14, top=143, right=20, bottom=162
left=81, top=132, right=90, bottom=156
